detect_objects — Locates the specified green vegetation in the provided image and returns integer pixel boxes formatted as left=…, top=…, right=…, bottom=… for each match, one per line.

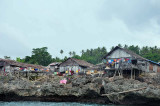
left=17, top=47, right=52, bottom=66
left=75, top=47, right=107, bottom=64
left=5, top=44, right=160, bottom=66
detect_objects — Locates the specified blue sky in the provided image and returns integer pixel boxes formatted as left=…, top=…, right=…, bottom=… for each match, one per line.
left=1, top=0, right=160, bottom=59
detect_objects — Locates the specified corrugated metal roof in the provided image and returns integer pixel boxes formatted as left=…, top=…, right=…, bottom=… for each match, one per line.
left=49, top=62, right=61, bottom=66
left=146, top=59, right=160, bottom=66
left=60, top=58, right=94, bottom=67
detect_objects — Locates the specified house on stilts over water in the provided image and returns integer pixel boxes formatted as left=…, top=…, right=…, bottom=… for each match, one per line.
left=103, top=46, right=160, bottom=79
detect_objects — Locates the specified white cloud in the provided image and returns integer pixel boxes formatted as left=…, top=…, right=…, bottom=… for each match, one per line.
left=0, top=0, right=160, bottom=59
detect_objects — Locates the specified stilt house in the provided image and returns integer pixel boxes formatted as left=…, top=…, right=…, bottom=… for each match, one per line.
left=103, top=46, right=160, bottom=78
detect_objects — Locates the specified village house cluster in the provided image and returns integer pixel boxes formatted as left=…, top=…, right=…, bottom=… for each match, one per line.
left=0, top=46, right=160, bottom=78
left=0, top=59, right=46, bottom=73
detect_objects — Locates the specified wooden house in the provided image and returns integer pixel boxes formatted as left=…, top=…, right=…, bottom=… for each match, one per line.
left=48, top=62, right=61, bottom=72
left=59, top=58, right=94, bottom=75
left=0, top=58, right=45, bottom=73
left=103, top=46, right=160, bottom=78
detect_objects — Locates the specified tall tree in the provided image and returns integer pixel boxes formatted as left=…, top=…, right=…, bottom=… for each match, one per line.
left=118, top=44, right=122, bottom=47
left=30, top=47, right=52, bottom=66
left=124, top=44, right=128, bottom=49
left=81, top=50, right=84, bottom=55
left=60, top=49, right=64, bottom=59
left=110, top=46, right=115, bottom=51
left=69, top=51, right=72, bottom=57
left=72, top=51, right=76, bottom=56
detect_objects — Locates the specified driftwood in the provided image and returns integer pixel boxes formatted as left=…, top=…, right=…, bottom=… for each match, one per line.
left=102, top=87, right=147, bottom=96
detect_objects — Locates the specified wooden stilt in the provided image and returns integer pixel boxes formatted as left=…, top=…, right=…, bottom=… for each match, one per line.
left=131, top=68, right=133, bottom=79
left=18, top=71, right=20, bottom=79
left=113, top=69, right=117, bottom=78
left=26, top=72, right=27, bottom=78
left=134, top=70, right=135, bottom=79
left=27, top=71, right=29, bottom=80
left=121, top=70, right=123, bottom=77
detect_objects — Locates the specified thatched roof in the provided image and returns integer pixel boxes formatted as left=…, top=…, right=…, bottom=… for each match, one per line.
left=0, top=58, right=44, bottom=69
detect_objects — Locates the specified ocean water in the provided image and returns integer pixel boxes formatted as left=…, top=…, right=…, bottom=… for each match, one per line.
left=0, top=102, right=129, bottom=106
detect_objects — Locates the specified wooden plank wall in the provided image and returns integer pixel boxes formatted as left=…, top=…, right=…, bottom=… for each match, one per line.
left=157, top=66, right=160, bottom=72
left=107, top=48, right=131, bottom=58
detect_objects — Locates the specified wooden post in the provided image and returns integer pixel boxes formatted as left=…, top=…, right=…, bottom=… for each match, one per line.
left=134, top=70, right=135, bottom=79
left=113, top=69, right=117, bottom=78
left=118, top=69, right=120, bottom=76
left=26, top=71, right=27, bottom=78
left=120, top=70, right=123, bottom=77
left=131, top=68, right=133, bottom=79
left=17, top=71, right=20, bottom=85
left=18, top=71, right=20, bottom=79
left=27, top=71, right=29, bottom=80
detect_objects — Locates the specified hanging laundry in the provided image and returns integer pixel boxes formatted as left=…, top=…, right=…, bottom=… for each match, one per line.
left=128, top=59, right=131, bottom=63
left=34, top=68, right=38, bottom=71
left=117, top=59, right=120, bottom=63
left=108, top=60, right=112, bottom=63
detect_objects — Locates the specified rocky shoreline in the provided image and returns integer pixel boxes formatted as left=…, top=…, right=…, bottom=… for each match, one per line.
left=0, top=75, right=160, bottom=105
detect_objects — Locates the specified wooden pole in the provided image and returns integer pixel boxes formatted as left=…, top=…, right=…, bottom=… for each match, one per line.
left=18, top=71, right=20, bottom=79
left=131, top=68, right=133, bottom=79
left=121, top=70, right=123, bottom=77
left=27, top=71, right=29, bottom=80
left=118, top=69, right=120, bottom=76
left=113, top=69, right=117, bottom=78
left=134, top=70, right=135, bottom=79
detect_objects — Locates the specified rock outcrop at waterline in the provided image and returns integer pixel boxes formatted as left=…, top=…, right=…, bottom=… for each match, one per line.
left=0, top=75, right=160, bottom=105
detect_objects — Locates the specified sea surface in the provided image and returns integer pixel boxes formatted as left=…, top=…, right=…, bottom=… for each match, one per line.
left=0, top=102, right=132, bottom=106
